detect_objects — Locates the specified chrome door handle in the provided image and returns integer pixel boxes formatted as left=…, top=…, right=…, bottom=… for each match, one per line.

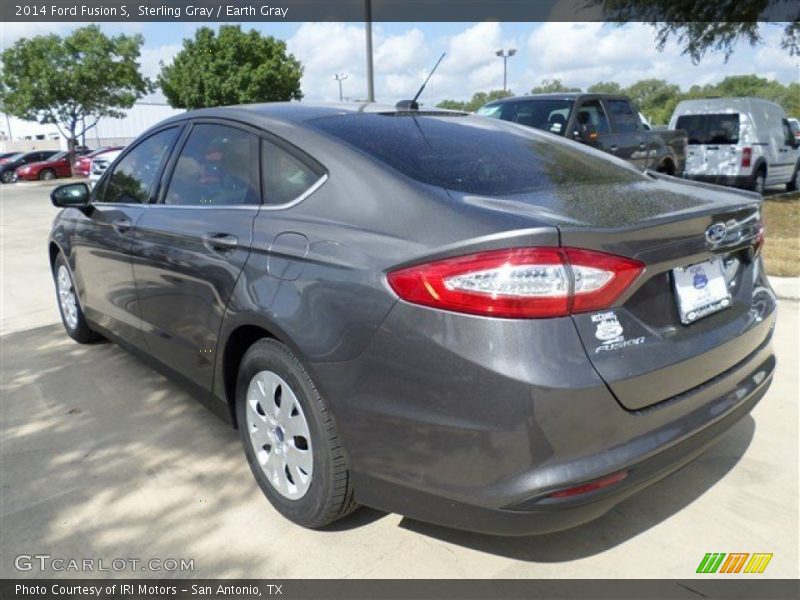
left=202, top=232, right=238, bottom=252
left=112, top=218, right=132, bottom=234
left=609, top=145, right=618, bottom=153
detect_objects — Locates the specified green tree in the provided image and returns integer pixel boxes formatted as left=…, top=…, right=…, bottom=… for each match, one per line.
left=625, top=79, right=681, bottom=124
left=0, top=25, right=151, bottom=162
left=530, top=79, right=582, bottom=94
left=159, top=25, right=303, bottom=109
left=587, top=81, right=623, bottom=94
left=588, top=0, right=799, bottom=62
left=436, top=89, right=513, bottom=112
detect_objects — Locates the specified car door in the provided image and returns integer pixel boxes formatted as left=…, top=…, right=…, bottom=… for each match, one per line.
left=601, top=98, right=648, bottom=168
left=70, top=126, right=182, bottom=345
left=132, top=120, right=260, bottom=392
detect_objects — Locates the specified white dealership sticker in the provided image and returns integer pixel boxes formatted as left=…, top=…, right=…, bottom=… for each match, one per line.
left=590, top=311, right=645, bottom=353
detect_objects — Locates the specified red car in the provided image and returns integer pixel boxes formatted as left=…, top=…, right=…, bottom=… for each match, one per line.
left=72, top=146, right=122, bottom=177
left=14, top=149, right=90, bottom=181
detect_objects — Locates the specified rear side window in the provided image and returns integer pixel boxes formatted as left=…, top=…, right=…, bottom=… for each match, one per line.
left=477, top=99, right=574, bottom=135
left=310, top=113, right=642, bottom=196
left=99, top=128, right=178, bottom=204
left=261, top=139, right=324, bottom=206
left=676, top=114, right=740, bottom=145
left=605, top=99, right=640, bottom=133
left=164, top=124, right=259, bottom=206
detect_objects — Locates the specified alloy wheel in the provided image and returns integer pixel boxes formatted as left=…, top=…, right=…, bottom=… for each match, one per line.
left=57, top=265, right=78, bottom=330
left=245, top=370, right=313, bottom=500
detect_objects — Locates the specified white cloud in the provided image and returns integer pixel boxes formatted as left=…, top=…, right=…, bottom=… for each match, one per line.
left=139, top=43, right=182, bottom=80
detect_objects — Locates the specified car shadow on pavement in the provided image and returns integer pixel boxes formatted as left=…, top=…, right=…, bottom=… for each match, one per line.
left=397, top=415, right=756, bottom=562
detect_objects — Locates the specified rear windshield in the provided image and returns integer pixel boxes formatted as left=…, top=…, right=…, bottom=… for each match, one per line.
left=476, top=99, right=574, bottom=136
left=676, top=113, right=740, bottom=145
left=309, top=113, right=641, bottom=196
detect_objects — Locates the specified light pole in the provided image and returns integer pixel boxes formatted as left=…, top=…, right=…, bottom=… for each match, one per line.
left=365, top=0, right=375, bottom=102
left=495, top=48, right=516, bottom=93
left=333, top=73, right=348, bottom=102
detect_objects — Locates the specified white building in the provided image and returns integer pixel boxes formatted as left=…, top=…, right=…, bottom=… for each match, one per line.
left=1, top=102, right=183, bottom=152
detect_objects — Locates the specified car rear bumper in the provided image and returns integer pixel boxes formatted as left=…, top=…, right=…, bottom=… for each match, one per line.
left=313, top=298, right=776, bottom=535
left=685, top=174, right=753, bottom=188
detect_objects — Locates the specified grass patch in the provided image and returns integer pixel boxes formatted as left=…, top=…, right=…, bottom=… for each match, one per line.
left=762, top=195, right=800, bottom=277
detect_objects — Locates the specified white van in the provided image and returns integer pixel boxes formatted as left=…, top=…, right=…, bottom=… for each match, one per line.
left=669, top=97, right=800, bottom=194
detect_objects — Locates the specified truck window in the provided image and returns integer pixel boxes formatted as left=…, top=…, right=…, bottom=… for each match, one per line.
left=605, top=99, right=640, bottom=133
left=477, top=99, right=574, bottom=136
left=675, top=114, right=740, bottom=145
left=782, top=120, right=795, bottom=146
left=575, top=100, right=610, bottom=135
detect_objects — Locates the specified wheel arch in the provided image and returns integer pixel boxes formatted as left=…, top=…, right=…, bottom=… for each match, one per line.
left=218, top=316, right=320, bottom=429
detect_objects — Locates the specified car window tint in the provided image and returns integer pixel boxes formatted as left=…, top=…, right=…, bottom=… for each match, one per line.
left=164, top=124, right=259, bottom=206
left=310, top=113, right=643, bottom=196
left=100, top=128, right=178, bottom=204
left=676, top=114, right=740, bottom=145
left=606, top=99, right=639, bottom=133
left=477, top=99, right=574, bottom=136
left=782, top=121, right=794, bottom=145
left=575, top=100, right=610, bottom=134
left=262, top=139, right=322, bottom=205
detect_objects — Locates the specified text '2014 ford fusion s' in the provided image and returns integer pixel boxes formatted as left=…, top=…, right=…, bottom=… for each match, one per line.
left=48, top=103, right=776, bottom=535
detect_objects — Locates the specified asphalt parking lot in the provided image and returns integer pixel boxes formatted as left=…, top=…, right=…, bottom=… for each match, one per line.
left=1, top=181, right=798, bottom=578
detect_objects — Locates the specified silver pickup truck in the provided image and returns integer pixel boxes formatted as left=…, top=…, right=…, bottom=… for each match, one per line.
left=478, top=93, right=687, bottom=176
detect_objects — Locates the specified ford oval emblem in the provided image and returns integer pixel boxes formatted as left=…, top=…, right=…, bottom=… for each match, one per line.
left=705, top=222, right=727, bottom=245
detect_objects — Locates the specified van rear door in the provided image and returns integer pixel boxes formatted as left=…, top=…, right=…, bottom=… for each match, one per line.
left=677, top=113, right=742, bottom=179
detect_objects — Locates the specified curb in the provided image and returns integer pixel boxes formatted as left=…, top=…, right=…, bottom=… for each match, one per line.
left=769, top=276, right=800, bottom=301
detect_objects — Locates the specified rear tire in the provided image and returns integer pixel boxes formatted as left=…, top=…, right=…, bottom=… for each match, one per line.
left=236, top=338, right=357, bottom=528
left=39, top=169, right=56, bottom=181
left=656, top=160, right=675, bottom=176
left=53, top=254, right=101, bottom=343
left=788, top=164, right=800, bottom=192
left=1, top=171, right=13, bottom=184
left=751, top=168, right=766, bottom=195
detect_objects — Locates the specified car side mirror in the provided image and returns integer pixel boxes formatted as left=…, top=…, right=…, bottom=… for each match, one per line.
left=51, top=183, right=90, bottom=208
left=574, top=123, right=598, bottom=143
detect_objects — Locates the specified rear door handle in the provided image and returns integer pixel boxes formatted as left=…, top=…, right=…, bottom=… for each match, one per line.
left=609, top=144, right=618, bottom=153
left=112, top=218, right=132, bottom=234
left=202, top=232, right=238, bottom=252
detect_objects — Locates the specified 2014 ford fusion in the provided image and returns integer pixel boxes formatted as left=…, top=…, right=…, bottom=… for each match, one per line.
left=48, top=103, right=776, bottom=535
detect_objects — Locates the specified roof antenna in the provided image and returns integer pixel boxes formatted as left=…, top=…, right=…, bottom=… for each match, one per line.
left=396, top=53, right=446, bottom=111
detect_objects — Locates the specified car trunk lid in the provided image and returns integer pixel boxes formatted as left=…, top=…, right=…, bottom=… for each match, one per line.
left=454, top=176, right=771, bottom=410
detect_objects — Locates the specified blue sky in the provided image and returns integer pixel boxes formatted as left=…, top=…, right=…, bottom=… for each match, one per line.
left=2, top=21, right=799, bottom=105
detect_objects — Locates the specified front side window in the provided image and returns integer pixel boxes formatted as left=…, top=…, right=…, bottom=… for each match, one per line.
left=99, top=127, right=178, bottom=204
left=261, top=139, right=323, bottom=206
left=782, top=120, right=795, bottom=146
left=164, top=124, right=259, bottom=206
left=605, top=99, right=639, bottom=133
left=575, top=99, right=610, bottom=135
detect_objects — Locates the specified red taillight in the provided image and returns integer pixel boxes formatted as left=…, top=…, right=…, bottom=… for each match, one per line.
left=547, top=470, right=629, bottom=499
left=387, top=247, right=644, bottom=319
left=741, top=147, right=752, bottom=168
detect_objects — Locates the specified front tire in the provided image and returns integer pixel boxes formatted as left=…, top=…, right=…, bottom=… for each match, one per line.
left=53, top=254, right=100, bottom=343
left=39, top=169, right=56, bottom=181
left=236, top=339, right=357, bottom=528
